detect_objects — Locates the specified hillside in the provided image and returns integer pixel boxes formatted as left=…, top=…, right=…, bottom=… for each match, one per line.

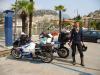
left=88, top=10, right=100, bottom=18
left=33, top=9, right=58, bottom=16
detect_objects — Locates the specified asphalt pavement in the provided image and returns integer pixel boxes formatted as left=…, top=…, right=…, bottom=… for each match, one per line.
left=0, top=42, right=100, bottom=75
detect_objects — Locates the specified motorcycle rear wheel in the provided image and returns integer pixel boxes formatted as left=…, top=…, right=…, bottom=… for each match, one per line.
left=57, top=47, right=69, bottom=58
left=41, top=52, right=53, bottom=63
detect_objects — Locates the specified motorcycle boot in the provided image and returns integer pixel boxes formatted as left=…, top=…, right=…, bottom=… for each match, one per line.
left=72, top=57, right=76, bottom=65
left=80, top=57, right=84, bottom=66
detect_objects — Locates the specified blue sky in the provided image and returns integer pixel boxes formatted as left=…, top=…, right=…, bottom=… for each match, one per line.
left=0, top=0, right=100, bottom=18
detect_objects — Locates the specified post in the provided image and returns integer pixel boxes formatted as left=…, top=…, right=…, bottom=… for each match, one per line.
left=59, top=10, right=62, bottom=32
left=4, top=10, right=14, bottom=46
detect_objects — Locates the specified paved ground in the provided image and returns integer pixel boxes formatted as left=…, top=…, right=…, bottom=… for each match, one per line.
left=0, top=42, right=100, bottom=75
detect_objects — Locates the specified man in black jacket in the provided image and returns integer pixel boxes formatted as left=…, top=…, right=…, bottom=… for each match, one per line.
left=69, top=22, right=84, bottom=66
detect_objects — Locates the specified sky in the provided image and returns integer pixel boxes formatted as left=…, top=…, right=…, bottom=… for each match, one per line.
left=0, top=0, right=100, bottom=18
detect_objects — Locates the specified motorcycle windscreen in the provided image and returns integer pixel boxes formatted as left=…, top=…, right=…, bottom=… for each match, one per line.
left=22, top=42, right=35, bottom=52
left=40, top=37, right=47, bottom=44
left=46, top=38, right=52, bottom=43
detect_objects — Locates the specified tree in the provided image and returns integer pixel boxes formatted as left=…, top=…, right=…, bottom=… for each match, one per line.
left=63, top=22, right=70, bottom=27
left=29, top=0, right=34, bottom=37
left=90, top=20, right=96, bottom=29
left=79, top=21, right=83, bottom=28
left=12, top=0, right=34, bottom=34
left=96, top=22, right=100, bottom=30
left=20, top=10, right=27, bottom=33
left=74, top=15, right=81, bottom=21
left=55, top=5, right=66, bottom=32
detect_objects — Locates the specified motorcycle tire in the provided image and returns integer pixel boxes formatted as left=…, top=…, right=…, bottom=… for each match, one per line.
left=41, top=52, right=53, bottom=63
left=11, top=49, right=22, bottom=59
left=57, top=47, right=69, bottom=58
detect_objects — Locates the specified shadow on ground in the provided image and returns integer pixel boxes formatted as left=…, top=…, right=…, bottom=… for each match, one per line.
left=53, top=56, right=100, bottom=72
left=6, top=55, right=44, bottom=64
left=52, top=62, right=93, bottom=75
left=54, top=56, right=72, bottom=63
left=6, top=54, right=100, bottom=74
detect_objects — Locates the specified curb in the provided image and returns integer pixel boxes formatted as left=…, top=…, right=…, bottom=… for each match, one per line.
left=0, top=44, right=13, bottom=51
left=0, top=44, right=11, bottom=57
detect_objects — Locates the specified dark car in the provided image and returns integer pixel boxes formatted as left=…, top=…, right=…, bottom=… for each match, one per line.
left=83, top=30, right=100, bottom=43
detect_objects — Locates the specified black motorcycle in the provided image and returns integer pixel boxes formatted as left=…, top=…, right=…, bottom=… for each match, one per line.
left=52, top=31, right=70, bottom=58
left=52, top=41, right=69, bottom=58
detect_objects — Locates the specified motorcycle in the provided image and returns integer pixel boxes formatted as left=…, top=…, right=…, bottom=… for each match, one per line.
left=39, top=32, right=69, bottom=58
left=51, top=31, right=70, bottom=58
left=11, top=40, right=53, bottom=63
left=52, top=41, right=69, bottom=58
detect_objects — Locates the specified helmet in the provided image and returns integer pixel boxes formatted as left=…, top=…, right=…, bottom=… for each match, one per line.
left=21, top=32, right=26, bottom=35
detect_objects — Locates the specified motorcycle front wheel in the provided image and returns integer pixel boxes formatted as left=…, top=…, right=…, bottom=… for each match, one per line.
left=41, top=52, right=53, bottom=63
left=11, top=49, right=22, bottom=59
left=57, top=47, right=69, bottom=58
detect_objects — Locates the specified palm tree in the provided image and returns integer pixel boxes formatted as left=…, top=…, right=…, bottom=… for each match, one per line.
left=55, top=5, right=66, bottom=32
left=90, top=20, right=96, bottom=29
left=12, top=0, right=34, bottom=34
left=29, top=0, right=34, bottom=37
left=74, top=15, right=81, bottom=21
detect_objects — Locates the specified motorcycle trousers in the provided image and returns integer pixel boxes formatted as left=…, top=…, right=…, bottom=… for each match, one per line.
left=71, top=42, right=84, bottom=58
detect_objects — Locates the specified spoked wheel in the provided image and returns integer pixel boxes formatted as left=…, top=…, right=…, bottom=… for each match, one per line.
left=41, top=52, right=53, bottom=63
left=57, top=47, right=69, bottom=58
left=11, top=49, right=22, bottom=59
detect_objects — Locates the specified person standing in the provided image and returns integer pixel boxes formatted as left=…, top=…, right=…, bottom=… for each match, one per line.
left=69, top=22, right=84, bottom=66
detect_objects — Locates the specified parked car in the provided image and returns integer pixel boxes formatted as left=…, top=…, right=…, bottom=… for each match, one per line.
left=83, top=30, right=100, bottom=43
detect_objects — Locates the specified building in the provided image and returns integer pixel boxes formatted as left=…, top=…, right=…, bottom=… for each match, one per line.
left=81, top=10, right=100, bottom=28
